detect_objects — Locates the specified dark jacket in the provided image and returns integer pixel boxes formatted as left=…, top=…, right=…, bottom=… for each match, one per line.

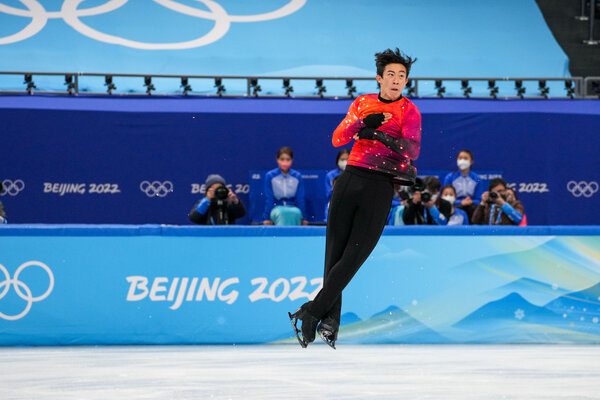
left=0, top=200, right=6, bottom=223
left=189, top=197, right=246, bottom=225
left=472, top=200, right=525, bottom=225
left=403, top=198, right=452, bottom=225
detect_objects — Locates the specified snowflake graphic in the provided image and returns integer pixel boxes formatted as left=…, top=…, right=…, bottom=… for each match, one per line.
left=514, top=309, right=525, bottom=320
left=552, top=283, right=558, bottom=290
left=563, top=313, right=568, bottom=319
left=593, top=317, right=598, bottom=324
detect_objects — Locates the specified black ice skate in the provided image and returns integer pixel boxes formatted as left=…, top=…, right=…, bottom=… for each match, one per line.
left=288, top=305, right=319, bottom=348
left=317, top=316, right=338, bottom=349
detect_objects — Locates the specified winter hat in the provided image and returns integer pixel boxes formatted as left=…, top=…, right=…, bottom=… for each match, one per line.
left=205, top=174, right=226, bottom=189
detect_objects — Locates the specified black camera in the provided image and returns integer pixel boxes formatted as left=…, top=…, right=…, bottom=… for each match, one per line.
left=421, top=191, right=432, bottom=203
left=489, top=191, right=499, bottom=201
left=214, top=185, right=229, bottom=201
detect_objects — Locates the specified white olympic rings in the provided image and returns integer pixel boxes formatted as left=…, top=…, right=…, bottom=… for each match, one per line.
left=0, top=261, right=54, bottom=321
left=566, top=181, right=598, bottom=198
left=0, top=0, right=306, bottom=49
left=140, top=180, right=173, bottom=197
left=1, top=179, right=25, bottom=196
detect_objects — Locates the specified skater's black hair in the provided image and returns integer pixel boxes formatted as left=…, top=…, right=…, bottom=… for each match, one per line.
left=375, top=48, right=417, bottom=77
left=335, top=149, right=350, bottom=164
left=277, top=146, right=293, bottom=159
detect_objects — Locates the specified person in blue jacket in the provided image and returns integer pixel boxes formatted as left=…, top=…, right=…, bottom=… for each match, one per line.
left=263, top=147, right=308, bottom=226
left=325, top=149, right=350, bottom=200
left=440, top=185, right=469, bottom=225
left=442, top=149, right=484, bottom=220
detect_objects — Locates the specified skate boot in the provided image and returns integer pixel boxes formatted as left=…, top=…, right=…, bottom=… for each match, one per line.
left=317, top=316, right=339, bottom=349
left=288, top=305, right=319, bottom=348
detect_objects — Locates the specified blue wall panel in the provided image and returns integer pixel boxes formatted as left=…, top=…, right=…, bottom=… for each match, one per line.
left=0, top=225, right=598, bottom=345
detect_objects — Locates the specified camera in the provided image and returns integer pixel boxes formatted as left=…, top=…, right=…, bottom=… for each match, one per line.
left=489, top=191, right=499, bottom=201
left=421, top=191, right=432, bottom=203
left=214, top=185, right=229, bottom=201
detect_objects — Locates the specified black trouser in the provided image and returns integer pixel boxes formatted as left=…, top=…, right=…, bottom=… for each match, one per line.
left=307, top=166, right=394, bottom=323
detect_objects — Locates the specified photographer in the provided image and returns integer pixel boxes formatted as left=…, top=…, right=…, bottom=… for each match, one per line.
left=402, top=176, right=452, bottom=225
left=188, top=174, right=246, bottom=225
left=472, top=178, right=524, bottom=225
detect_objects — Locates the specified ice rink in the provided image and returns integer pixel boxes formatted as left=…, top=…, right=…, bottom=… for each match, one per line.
left=1, top=344, right=599, bottom=399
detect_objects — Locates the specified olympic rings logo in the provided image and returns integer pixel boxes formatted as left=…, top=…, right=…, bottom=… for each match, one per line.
left=0, top=0, right=306, bottom=49
left=0, top=261, right=54, bottom=321
left=567, top=181, right=598, bottom=198
left=140, top=180, right=173, bottom=197
left=1, top=179, right=25, bottom=196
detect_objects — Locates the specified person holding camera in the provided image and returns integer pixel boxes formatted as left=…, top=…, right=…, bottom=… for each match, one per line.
left=472, top=178, right=524, bottom=225
left=188, top=174, right=246, bottom=225
left=402, top=176, right=451, bottom=225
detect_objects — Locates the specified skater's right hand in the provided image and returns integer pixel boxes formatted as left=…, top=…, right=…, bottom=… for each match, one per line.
left=363, top=112, right=392, bottom=128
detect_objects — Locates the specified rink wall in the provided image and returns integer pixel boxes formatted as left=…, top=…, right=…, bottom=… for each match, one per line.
left=0, top=225, right=599, bottom=346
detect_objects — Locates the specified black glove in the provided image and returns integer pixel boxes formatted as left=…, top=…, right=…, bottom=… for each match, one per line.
left=363, top=113, right=386, bottom=128
left=357, top=127, right=377, bottom=140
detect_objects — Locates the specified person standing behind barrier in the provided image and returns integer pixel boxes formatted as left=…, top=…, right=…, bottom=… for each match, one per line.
left=189, top=174, right=246, bottom=225
left=443, top=149, right=484, bottom=221
left=263, top=147, right=308, bottom=226
left=472, top=178, right=524, bottom=225
left=325, top=149, right=350, bottom=200
left=289, top=48, right=421, bottom=349
left=440, top=185, right=469, bottom=225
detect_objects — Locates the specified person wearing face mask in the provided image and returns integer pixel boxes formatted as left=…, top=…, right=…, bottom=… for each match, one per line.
left=472, top=178, right=524, bottom=225
left=263, top=146, right=308, bottom=226
left=442, top=150, right=484, bottom=221
left=325, top=149, right=350, bottom=200
left=440, top=185, right=469, bottom=225
left=403, top=176, right=451, bottom=225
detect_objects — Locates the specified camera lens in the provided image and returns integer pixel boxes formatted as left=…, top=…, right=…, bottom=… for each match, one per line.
left=421, top=191, right=431, bottom=203
left=215, top=185, right=228, bottom=200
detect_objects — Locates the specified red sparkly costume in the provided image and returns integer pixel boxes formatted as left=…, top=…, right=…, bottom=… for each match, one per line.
left=332, top=94, right=421, bottom=184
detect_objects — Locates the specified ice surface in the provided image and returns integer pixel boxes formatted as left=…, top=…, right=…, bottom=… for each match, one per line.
left=1, top=344, right=599, bottom=399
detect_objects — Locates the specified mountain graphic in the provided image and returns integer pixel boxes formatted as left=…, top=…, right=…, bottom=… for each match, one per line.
left=340, top=312, right=361, bottom=325
left=339, top=306, right=449, bottom=344
left=542, top=282, right=600, bottom=335
left=455, top=292, right=559, bottom=327
left=451, top=292, right=600, bottom=343
left=486, top=277, right=569, bottom=306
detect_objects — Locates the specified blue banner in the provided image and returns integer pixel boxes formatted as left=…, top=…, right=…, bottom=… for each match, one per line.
left=1, top=97, right=599, bottom=225
left=0, top=225, right=598, bottom=345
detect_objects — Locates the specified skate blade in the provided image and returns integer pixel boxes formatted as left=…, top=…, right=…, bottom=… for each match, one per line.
left=318, top=329, right=336, bottom=350
left=288, top=312, right=307, bottom=348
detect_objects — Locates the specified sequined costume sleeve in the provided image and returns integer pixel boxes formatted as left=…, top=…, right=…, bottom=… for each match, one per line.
left=332, top=100, right=365, bottom=147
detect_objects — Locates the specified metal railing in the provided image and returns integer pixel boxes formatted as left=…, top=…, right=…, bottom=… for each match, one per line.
left=0, top=71, right=598, bottom=99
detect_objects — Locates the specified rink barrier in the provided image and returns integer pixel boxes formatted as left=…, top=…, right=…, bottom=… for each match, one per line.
left=0, top=225, right=598, bottom=345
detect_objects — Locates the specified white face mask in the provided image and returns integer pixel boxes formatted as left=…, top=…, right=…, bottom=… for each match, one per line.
left=457, top=159, right=471, bottom=171
left=442, top=195, right=456, bottom=204
left=338, top=160, right=347, bottom=171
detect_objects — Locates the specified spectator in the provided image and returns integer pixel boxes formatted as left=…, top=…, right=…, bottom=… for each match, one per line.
left=324, top=175, right=340, bottom=222
left=325, top=149, right=350, bottom=200
left=263, top=147, right=308, bottom=226
left=403, top=177, right=451, bottom=225
left=472, top=178, right=525, bottom=225
left=440, top=185, right=469, bottom=225
left=443, top=149, right=484, bottom=220
left=189, top=174, right=246, bottom=225
left=0, top=182, right=7, bottom=224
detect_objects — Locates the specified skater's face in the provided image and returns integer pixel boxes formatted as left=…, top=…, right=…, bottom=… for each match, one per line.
left=277, top=154, right=293, bottom=173
left=376, top=63, right=408, bottom=101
